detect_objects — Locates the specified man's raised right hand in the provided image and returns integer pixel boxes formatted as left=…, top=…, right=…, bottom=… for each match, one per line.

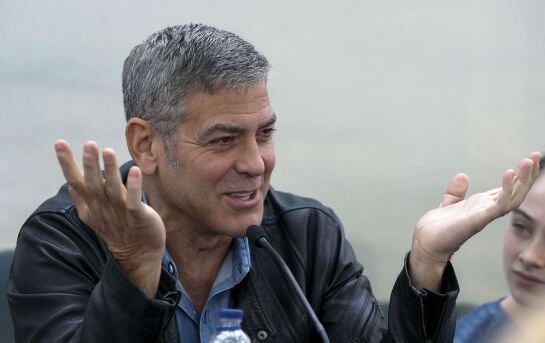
left=55, top=140, right=165, bottom=297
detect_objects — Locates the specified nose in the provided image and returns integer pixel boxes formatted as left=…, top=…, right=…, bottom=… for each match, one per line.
left=234, top=138, right=265, bottom=177
left=519, top=236, right=545, bottom=270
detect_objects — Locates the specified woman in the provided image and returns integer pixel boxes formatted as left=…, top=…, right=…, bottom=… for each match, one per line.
left=455, top=157, right=545, bottom=342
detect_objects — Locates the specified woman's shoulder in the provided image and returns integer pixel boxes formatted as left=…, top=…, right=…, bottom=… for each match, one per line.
left=454, top=299, right=511, bottom=343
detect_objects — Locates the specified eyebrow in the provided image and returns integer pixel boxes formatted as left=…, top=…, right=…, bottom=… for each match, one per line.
left=259, top=113, right=277, bottom=129
left=199, top=113, right=277, bottom=140
left=512, top=208, right=535, bottom=223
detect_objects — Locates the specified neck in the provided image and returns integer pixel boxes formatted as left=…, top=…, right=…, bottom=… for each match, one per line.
left=501, top=295, right=545, bottom=337
left=165, top=228, right=233, bottom=275
left=500, top=295, right=545, bottom=341
left=169, top=231, right=233, bottom=311
left=143, top=177, right=233, bottom=310
left=501, top=296, right=531, bottom=328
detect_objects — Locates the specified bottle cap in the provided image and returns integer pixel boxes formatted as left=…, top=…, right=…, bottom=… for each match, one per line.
left=219, top=308, right=244, bottom=320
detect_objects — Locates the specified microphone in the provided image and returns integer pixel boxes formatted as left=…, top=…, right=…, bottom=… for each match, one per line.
left=246, top=225, right=330, bottom=343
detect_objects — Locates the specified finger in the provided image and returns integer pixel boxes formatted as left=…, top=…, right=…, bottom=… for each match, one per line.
left=510, top=159, right=535, bottom=207
left=496, top=169, right=515, bottom=207
left=510, top=159, right=527, bottom=187
left=55, top=140, right=88, bottom=196
left=529, top=151, right=542, bottom=179
left=102, top=148, right=127, bottom=204
left=484, top=187, right=502, bottom=196
left=440, top=173, right=469, bottom=208
left=82, top=141, right=106, bottom=197
left=513, top=158, right=534, bottom=189
left=126, top=166, right=143, bottom=212
left=67, top=185, right=87, bottom=213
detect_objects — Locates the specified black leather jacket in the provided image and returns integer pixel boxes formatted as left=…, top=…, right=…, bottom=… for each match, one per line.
left=8, top=162, right=459, bottom=342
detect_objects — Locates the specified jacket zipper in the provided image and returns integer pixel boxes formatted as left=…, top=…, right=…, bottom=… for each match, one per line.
left=419, top=295, right=432, bottom=343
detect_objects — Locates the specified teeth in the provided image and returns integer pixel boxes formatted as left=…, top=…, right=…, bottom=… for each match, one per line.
left=231, top=192, right=252, bottom=200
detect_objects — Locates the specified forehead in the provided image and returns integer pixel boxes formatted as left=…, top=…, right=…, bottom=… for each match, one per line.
left=184, top=83, right=272, bottom=126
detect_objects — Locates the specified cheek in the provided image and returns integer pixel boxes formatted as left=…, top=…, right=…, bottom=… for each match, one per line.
left=503, top=234, right=519, bottom=268
left=262, top=145, right=276, bottom=175
left=503, top=232, right=524, bottom=271
left=187, top=156, right=235, bottom=187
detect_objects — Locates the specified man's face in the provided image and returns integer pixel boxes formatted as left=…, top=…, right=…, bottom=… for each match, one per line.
left=155, top=82, right=276, bottom=237
left=503, top=174, right=545, bottom=307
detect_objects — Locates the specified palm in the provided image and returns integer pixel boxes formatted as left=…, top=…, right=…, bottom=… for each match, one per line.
left=78, top=198, right=166, bottom=257
left=56, top=140, right=166, bottom=261
left=412, top=153, right=541, bottom=264
left=415, top=190, right=503, bottom=259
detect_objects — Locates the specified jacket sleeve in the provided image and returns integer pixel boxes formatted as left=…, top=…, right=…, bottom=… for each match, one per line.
left=6, top=210, right=178, bottom=343
left=316, top=215, right=459, bottom=343
left=386, top=253, right=459, bottom=342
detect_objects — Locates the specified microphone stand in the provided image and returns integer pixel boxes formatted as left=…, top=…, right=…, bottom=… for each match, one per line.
left=247, top=225, right=330, bottom=343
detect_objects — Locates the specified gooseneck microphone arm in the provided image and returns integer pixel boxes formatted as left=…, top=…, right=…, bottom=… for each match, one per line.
left=246, top=225, right=330, bottom=343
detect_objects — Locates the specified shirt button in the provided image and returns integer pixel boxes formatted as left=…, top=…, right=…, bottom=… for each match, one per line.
left=257, top=330, right=268, bottom=341
left=167, top=263, right=174, bottom=274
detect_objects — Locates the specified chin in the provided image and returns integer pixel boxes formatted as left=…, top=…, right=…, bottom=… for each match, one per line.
left=209, top=206, right=264, bottom=237
left=511, top=288, right=543, bottom=308
left=228, top=217, right=263, bottom=237
left=513, top=294, right=533, bottom=308
left=221, top=225, right=254, bottom=238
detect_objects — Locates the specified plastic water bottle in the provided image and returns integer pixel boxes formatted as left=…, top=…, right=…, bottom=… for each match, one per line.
left=209, top=308, right=251, bottom=343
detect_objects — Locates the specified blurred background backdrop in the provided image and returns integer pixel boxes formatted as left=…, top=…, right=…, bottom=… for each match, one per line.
left=1, top=0, right=544, bottom=326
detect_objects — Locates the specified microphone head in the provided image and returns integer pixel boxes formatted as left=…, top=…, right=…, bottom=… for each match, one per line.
left=246, top=225, right=268, bottom=247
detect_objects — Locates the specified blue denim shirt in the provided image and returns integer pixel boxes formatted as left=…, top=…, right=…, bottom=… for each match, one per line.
left=162, top=239, right=251, bottom=343
left=143, top=192, right=251, bottom=342
left=454, top=299, right=512, bottom=343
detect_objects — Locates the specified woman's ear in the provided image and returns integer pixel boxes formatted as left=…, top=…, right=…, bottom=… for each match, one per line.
left=125, top=118, right=165, bottom=175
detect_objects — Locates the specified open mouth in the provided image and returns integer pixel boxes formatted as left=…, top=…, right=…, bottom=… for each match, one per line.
left=227, top=190, right=257, bottom=201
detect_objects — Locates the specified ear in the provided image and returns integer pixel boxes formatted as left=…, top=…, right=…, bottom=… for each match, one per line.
left=125, top=118, right=165, bottom=175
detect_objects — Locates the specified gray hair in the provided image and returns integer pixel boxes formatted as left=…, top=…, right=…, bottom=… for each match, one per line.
left=122, top=24, right=271, bottom=164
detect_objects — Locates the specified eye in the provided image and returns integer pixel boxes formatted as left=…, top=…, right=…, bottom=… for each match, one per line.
left=210, top=136, right=235, bottom=148
left=258, top=127, right=276, bottom=140
left=513, top=223, right=532, bottom=237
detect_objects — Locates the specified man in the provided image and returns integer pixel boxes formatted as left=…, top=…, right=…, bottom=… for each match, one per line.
left=7, top=24, right=541, bottom=342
